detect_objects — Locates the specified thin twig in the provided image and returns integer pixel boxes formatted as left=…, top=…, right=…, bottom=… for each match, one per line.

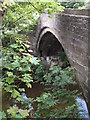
left=28, top=0, right=39, bottom=11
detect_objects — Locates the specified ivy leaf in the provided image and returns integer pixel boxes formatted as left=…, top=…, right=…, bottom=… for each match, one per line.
left=19, top=109, right=30, bottom=118
left=26, top=82, right=32, bottom=88
left=0, top=111, right=6, bottom=119
left=19, top=48, right=24, bottom=52
left=16, top=96, right=22, bottom=102
left=7, top=72, right=13, bottom=76
left=12, top=89, right=20, bottom=98
left=4, top=63, right=12, bottom=70
left=15, top=114, right=22, bottom=118
left=10, top=44, right=19, bottom=48
left=11, top=60, right=20, bottom=69
left=22, top=74, right=32, bottom=83
left=55, top=76, right=60, bottom=81
left=7, top=105, right=19, bottom=117
left=4, top=85, right=13, bottom=93
left=19, top=88, right=25, bottom=92
left=21, top=65, right=31, bottom=72
left=6, top=76, right=14, bottom=84
left=20, top=57, right=28, bottom=63
left=29, top=57, right=40, bottom=65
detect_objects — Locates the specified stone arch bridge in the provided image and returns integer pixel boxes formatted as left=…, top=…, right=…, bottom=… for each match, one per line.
left=29, top=9, right=90, bottom=114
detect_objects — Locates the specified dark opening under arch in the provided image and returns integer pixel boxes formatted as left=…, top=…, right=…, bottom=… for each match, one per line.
left=38, top=31, right=70, bottom=68
left=38, top=32, right=64, bottom=57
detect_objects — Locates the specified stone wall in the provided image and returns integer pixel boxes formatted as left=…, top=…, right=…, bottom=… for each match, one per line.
left=36, top=9, right=90, bottom=114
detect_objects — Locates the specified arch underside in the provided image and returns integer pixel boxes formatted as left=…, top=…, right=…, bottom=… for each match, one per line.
left=37, top=28, right=65, bottom=57
left=39, top=32, right=64, bottom=56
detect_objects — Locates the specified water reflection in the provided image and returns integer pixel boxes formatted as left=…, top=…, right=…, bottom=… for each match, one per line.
left=21, top=92, right=34, bottom=118
left=76, top=97, right=90, bottom=119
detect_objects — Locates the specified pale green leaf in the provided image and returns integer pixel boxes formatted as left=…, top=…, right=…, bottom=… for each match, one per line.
left=19, top=109, right=30, bottom=118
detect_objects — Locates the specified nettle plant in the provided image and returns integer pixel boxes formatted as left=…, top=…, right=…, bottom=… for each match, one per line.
left=0, top=1, right=64, bottom=118
left=35, top=66, right=83, bottom=118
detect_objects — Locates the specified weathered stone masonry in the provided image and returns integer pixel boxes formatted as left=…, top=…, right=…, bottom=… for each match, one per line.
left=35, top=9, right=90, bottom=114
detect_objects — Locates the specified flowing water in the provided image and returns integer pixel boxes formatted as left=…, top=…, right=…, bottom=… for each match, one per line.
left=76, top=97, right=90, bottom=119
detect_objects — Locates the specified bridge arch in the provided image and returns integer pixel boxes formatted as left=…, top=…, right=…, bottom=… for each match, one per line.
left=36, top=27, right=72, bottom=69
left=37, top=28, right=66, bottom=56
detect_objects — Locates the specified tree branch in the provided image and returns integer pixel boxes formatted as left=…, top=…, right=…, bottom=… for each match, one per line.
left=0, top=1, right=40, bottom=30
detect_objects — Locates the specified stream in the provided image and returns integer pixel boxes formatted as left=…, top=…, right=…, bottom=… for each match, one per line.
left=2, top=82, right=90, bottom=119
left=1, top=55, right=90, bottom=119
left=76, top=97, right=90, bottom=119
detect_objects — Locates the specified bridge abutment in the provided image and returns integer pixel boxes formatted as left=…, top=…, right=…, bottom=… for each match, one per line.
left=36, top=9, right=90, bottom=114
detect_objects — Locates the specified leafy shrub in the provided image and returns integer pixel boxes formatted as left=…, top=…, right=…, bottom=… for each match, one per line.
left=33, top=63, right=45, bottom=82
left=34, top=66, right=84, bottom=118
left=1, top=1, right=64, bottom=118
left=2, top=37, right=40, bottom=99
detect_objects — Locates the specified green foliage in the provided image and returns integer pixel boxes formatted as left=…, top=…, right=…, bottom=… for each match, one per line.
left=35, top=92, right=57, bottom=118
left=33, top=64, right=45, bottom=82
left=1, top=1, right=64, bottom=119
left=59, top=52, right=69, bottom=67
left=7, top=105, right=30, bottom=118
left=34, top=66, right=85, bottom=118
left=1, top=1, right=87, bottom=119
left=1, top=33, right=40, bottom=118
left=44, top=66, right=76, bottom=87
left=61, top=2, right=87, bottom=8
left=0, top=111, right=6, bottom=119
left=2, top=39, right=40, bottom=101
left=0, top=0, right=88, bottom=41
left=1, top=1, right=64, bottom=46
